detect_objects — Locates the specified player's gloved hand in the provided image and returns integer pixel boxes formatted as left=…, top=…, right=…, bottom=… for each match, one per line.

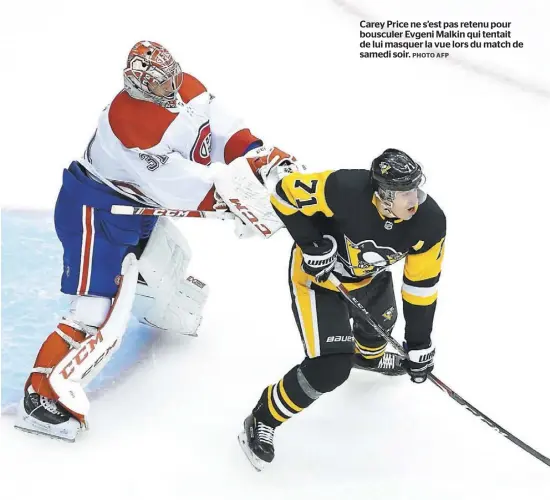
left=402, top=342, right=435, bottom=383
left=212, top=189, right=255, bottom=238
left=301, top=235, right=338, bottom=282
left=233, top=217, right=257, bottom=239
left=213, top=190, right=228, bottom=211
left=245, top=146, right=304, bottom=191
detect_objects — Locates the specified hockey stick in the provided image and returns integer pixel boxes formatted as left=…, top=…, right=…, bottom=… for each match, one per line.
left=328, top=273, right=550, bottom=468
left=111, top=204, right=236, bottom=220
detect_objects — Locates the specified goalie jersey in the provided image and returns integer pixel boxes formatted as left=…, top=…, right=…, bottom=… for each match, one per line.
left=81, top=72, right=261, bottom=211
left=270, top=168, right=446, bottom=346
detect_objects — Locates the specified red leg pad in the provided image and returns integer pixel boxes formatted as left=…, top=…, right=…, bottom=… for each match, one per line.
left=26, top=324, right=87, bottom=400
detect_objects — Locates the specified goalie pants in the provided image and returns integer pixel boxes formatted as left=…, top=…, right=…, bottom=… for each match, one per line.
left=251, top=245, right=398, bottom=428
left=55, top=162, right=157, bottom=299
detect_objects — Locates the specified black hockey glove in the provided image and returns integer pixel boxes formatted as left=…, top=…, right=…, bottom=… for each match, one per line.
left=300, top=235, right=338, bottom=283
left=402, top=342, right=435, bottom=383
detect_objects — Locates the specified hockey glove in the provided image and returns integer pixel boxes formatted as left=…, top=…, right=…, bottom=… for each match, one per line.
left=245, top=146, right=304, bottom=191
left=301, top=235, right=338, bottom=283
left=213, top=190, right=229, bottom=212
left=402, top=342, right=435, bottom=384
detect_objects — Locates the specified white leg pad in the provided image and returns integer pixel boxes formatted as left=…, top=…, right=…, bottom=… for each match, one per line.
left=48, top=253, right=139, bottom=420
left=133, top=218, right=209, bottom=336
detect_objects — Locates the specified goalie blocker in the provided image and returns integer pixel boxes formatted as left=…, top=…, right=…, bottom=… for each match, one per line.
left=214, top=146, right=306, bottom=238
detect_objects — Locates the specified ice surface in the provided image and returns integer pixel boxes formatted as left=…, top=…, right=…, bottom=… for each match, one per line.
left=1, top=0, right=550, bottom=498
left=1, top=210, right=158, bottom=413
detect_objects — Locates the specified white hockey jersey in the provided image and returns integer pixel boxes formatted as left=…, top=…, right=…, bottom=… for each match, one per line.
left=81, top=73, right=261, bottom=210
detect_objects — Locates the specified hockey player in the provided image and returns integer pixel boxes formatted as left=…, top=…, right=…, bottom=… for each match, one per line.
left=239, top=149, right=446, bottom=470
left=15, top=40, right=294, bottom=442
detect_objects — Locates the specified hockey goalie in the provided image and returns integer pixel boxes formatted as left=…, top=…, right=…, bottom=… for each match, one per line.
left=14, top=40, right=303, bottom=442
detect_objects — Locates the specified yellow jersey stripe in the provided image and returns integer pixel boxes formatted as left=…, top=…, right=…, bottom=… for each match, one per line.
left=270, top=191, right=298, bottom=216
left=404, top=238, right=445, bottom=282
left=402, top=289, right=438, bottom=306
left=279, top=171, right=335, bottom=217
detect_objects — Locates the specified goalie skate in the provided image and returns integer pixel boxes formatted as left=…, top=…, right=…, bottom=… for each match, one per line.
left=14, top=388, right=82, bottom=443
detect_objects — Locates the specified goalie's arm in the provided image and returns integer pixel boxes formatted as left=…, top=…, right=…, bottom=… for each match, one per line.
left=270, top=171, right=336, bottom=247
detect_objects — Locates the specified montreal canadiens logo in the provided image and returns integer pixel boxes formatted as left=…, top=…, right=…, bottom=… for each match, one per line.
left=191, top=122, right=212, bottom=165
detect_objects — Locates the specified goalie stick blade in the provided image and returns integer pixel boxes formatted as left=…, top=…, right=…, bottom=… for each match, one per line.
left=238, top=432, right=266, bottom=472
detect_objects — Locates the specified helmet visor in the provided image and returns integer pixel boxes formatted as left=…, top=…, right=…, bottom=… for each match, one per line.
left=148, top=64, right=183, bottom=98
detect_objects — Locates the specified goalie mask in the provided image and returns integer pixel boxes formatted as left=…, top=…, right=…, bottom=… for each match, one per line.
left=123, top=41, right=183, bottom=109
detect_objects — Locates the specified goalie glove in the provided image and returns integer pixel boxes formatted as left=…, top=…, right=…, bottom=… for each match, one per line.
left=402, top=342, right=435, bottom=384
left=213, top=189, right=228, bottom=211
left=245, top=146, right=305, bottom=192
left=301, top=235, right=338, bottom=283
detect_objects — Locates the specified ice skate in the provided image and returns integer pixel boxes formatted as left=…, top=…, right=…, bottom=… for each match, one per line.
left=353, top=352, right=406, bottom=376
left=238, top=414, right=275, bottom=471
left=14, top=387, right=82, bottom=443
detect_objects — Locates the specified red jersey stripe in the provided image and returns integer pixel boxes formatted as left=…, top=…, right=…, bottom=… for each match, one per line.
left=108, top=91, right=177, bottom=150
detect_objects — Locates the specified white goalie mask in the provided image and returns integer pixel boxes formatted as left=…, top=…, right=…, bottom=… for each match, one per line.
left=123, top=40, right=183, bottom=108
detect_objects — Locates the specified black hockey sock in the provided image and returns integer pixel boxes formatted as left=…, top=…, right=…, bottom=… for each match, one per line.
left=252, top=354, right=353, bottom=428
left=252, top=365, right=316, bottom=428
left=354, top=335, right=387, bottom=365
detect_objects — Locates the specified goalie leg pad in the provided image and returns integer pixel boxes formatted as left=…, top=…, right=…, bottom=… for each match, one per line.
left=46, top=253, right=139, bottom=421
left=28, top=324, right=88, bottom=401
left=133, top=218, right=209, bottom=336
left=27, top=295, right=111, bottom=398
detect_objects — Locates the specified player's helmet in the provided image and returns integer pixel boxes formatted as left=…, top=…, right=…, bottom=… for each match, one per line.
left=371, top=148, right=424, bottom=200
left=123, top=41, right=183, bottom=108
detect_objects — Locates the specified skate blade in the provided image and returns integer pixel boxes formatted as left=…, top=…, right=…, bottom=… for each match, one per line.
left=352, top=360, right=406, bottom=376
left=237, top=432, right=266, bottom=472
left=352, top=366, right=406, bottom=376
left=14, top=423, right=77, bottom=443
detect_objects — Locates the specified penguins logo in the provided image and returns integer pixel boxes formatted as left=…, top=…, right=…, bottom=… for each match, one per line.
left=344, top=236, right=404, bottom=277
left=380, top=163, right=391, bottom=175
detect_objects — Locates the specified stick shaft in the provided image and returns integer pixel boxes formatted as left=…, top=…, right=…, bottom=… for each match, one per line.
left=111, top=205, right=235, bottom=220
left=328, top=273, right=550, bottom=467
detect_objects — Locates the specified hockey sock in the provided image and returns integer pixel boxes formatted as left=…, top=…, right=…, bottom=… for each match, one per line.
left=252, top=354, right=353, bottom=427
left=354, top=336, right=387, bottom=365
left=253, top=365, right=316, bottom=428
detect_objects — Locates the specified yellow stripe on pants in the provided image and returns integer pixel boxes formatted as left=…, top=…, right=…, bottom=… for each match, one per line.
left=291, top=248, right=319, bottom=358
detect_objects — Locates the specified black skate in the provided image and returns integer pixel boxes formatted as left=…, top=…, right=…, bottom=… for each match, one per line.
left=238, top=414, right=275, bottom=471
left=353, top=352, right=406, bottom=376
left=14, top=388, right=82, bottom=442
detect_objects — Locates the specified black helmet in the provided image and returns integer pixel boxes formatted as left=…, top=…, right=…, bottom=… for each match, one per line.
left=371, top=149, right=424, bottom=192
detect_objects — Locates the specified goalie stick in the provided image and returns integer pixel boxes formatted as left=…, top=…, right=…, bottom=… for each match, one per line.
left=328, top=273, right=550, bottom=468
left=111, top=204, right=236, bottom=220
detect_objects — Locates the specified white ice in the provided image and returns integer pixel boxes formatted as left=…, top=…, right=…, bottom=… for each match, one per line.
left=1, top=0, right=550, bottom=499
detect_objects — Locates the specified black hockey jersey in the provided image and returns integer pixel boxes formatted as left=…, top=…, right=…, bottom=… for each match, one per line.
left=270, top=168, right=446, bottom=346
